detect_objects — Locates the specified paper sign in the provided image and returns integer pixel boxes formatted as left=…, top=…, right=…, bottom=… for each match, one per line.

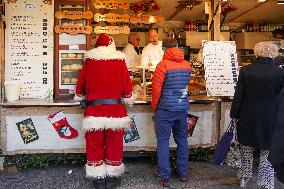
left=203, top=41, right=239, bottom=96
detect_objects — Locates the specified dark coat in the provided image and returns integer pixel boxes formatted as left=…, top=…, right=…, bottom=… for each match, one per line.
left=230, top=57, right=284, bottom=150
left=268, top=87, right=284, bottom=183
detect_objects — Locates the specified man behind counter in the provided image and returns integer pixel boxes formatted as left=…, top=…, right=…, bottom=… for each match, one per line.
left=123, top=33, right=141, bottom=70
left=140, top=29, right=164, bottom=68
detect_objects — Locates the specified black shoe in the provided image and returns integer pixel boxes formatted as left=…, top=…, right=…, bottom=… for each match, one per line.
left=93, top=179, right=106, bottom=189
left=105, top=176, right=119, bottom=189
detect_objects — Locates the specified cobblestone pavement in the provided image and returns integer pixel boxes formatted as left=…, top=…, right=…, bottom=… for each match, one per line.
left=0, top=158, right=283, bottom=189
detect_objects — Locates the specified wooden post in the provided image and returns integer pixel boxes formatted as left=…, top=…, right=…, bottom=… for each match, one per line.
left=208, top=0, right=221, bottom=41
left=0, top=14, right=4, bottom=100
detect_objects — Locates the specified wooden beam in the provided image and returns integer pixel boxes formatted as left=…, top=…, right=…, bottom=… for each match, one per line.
left=208, top=0, right=221, bottom=41
left=229, top=1, right=268, bottom=22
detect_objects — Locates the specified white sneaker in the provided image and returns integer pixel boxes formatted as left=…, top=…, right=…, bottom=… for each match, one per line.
left=240, top=178, right=247, bottom=188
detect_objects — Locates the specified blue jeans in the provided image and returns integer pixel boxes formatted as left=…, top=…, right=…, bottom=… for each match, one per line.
left=155, top=109, right=189, bottom=180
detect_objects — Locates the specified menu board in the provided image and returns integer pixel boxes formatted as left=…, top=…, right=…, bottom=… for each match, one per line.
left=203, top=41, right=239, bottom=96
left=5, top=0, right=54, bottom=99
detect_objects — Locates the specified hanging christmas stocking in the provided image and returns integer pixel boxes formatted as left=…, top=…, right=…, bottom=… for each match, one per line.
left=48, top=111, right=78, bottom=139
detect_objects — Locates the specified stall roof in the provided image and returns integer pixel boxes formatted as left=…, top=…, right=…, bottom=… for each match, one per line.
left=103, top=0, right=284, bottom=23
left=157, top=0, right=284, bottom=23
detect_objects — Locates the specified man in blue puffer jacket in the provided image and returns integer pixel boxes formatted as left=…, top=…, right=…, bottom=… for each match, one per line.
left=151, top=38, right=192, bottom=187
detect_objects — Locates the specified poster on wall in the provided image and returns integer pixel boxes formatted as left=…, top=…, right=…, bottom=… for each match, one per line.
left=16, top=118, right=39, bottom=144
left=203, top=41, right=239, bottom=97
left=5, top=0, right=54, bottom=99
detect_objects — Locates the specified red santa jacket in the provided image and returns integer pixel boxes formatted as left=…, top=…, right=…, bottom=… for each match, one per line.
left=75, top=43, right=133, bottom=131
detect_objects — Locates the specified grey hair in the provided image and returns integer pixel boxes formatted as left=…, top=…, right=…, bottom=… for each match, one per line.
left=254, top=41, right=279, bottom=59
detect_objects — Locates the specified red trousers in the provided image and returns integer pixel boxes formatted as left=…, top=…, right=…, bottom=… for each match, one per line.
left=85, top=129, right=125, bottom=179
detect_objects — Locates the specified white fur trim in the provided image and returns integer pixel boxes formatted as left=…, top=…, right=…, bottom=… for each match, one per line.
left=86, top=163, right=106, bottom=179
left=74, top=95, right=86, bottom=102
left=85, top=42, right=125, bottom=60
left=82, top=116, right=131, bottom=131
left=122, top=94, right=137, bottom=107
left=106, top=163, right=125, bottom=177
left=48, top=111, right=65, bottom=124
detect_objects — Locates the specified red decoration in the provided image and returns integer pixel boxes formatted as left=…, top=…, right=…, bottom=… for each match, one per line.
left=130, top=0, right=160, bottom=14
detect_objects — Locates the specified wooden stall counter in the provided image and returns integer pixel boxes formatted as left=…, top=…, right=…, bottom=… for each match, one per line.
left=0, top=96, right=221, bottom=155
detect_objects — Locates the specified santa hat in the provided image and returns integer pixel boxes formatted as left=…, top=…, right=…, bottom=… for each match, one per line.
left=85, top=33, right=125, bottom=60
left=95, top=33, right=114, bottom=48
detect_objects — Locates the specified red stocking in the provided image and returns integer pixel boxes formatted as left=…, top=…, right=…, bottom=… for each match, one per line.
left=48, top=111, right=78, bottom=139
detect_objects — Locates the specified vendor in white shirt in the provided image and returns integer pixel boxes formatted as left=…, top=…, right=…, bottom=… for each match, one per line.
left=140, top=29, right=164, bottom=68
left=123, top=33, right=141, bottom=70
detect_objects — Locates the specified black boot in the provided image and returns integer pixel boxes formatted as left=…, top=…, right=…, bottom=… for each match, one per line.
left=105, top=176, right=120, bottom=189
left=93, top=178, right=106, bottom=189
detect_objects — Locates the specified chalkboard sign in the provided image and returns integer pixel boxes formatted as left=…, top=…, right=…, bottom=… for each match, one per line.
left=202, top=41, right=239, bottom=96
left=5, top=0, right=54, bottom=99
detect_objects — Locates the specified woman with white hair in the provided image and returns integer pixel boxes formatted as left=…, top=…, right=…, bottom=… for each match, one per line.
left=230, top=41, right=284, bottom=189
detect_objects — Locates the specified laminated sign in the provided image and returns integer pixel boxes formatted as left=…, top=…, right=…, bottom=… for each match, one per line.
left=16, top=118, right=39, bottom=144
left=203, top=41, right=239, bottom=96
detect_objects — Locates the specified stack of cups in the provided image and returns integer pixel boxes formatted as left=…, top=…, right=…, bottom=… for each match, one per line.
left=4, top=81, right=21, bottom=102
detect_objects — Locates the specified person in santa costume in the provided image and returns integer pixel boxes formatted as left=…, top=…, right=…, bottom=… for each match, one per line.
left=75, top=33, right=133, bottom=189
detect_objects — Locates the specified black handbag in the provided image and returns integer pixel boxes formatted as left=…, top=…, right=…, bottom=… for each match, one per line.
left=212, top=120, right=236, bottom=166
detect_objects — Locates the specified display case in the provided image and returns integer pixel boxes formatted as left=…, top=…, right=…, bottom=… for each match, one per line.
left=59, top=50, right=85, bottom=92
left=54, top=0, right=91, bottom=100
left=132, top=66, right=154, bottom=99
left=188, top=49, right=206, bottom=95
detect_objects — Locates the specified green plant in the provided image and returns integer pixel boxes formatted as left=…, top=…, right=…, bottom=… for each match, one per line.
left=4, top=154, right=49, bottom=171
left=4, top=153, right=86, bottom=172
left=189, top=147, right=215, bottom=162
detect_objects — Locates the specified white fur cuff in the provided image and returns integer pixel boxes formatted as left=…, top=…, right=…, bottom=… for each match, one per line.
left=122, top=94, right=137, bottom=107
left=106, top=163, right=125, bottom=177
left=82, top=116, right=131, bottom=131
left=86, top=164, right=106, bottom=179
left=74, top=95, right=86, bottom=102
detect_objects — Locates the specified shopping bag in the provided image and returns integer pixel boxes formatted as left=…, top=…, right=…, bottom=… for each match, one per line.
left=124, top=117, right=140, bottom=143
left=212, top=120, right=236, bottom=166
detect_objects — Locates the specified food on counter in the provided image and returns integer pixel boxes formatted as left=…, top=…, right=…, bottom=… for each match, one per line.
left=133, top=85, right=143, bottom=98
left=70, top=64, right=77, bottom=71
left=131, top=78, right=141, bottom=87
left=61, top=53, right=68, bottom=58
left=62, top=64, right=71, bottom=71
left=71, top=78, right=78, bottom=83
left=76, top=54, right=84, bottom=58
left=63, top=77, right=71, bottom=84
left=68, top=53, right=77, bottom=58
left=77, top=64, right=83, bottom=70
left=70, top=64, right=83, bottom=71
left=189, top=77, right=206, bottom=95
left=146, top=82, right=152, bottom=95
